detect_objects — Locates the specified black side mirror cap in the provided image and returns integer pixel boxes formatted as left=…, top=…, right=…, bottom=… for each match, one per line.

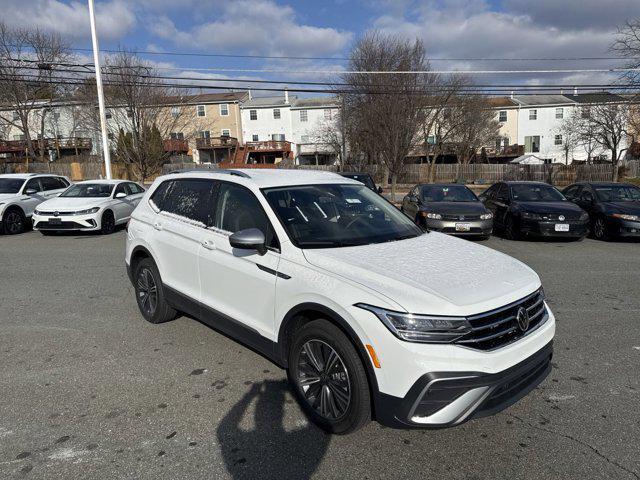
left=228, top=228, right=267, bottom=256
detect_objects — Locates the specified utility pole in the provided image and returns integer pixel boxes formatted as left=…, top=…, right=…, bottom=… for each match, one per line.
left=88, top=0, right=112, bottom=179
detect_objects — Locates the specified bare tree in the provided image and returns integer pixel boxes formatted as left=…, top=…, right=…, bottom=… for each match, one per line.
left=612, top=18, right=640, bottom=87
left=0, top=22, right=73, bottom=161
left=555, top=113, right=582, bottom=164
left=342, top=32, right=434, bottom=196
left=76, top=51, right=191, bottom=181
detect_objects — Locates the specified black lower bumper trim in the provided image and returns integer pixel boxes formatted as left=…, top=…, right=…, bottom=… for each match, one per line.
left=374, top=341, right=553, bottom=429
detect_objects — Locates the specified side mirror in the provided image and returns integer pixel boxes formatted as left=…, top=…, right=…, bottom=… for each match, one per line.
left=24, top=188, right=38, bottom=195
left=377, top=186, right=383, bottom=194
left=229, top=228, right=267, bottom=256
left=115, top=192, right=127, bottom=198
left=581, top=192, right=594, bottom=203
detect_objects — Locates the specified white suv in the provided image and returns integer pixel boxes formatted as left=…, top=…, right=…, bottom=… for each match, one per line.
left=125, top=169, right=555, bottom=434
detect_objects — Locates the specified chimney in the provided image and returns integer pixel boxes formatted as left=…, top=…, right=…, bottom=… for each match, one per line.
left=284, top=87, right=289, bottom=103
left=510, top=91, right=514, bottom=99
left=248, top=90, right=252, bottom=100
left=573, top=86, right=578, bottom=95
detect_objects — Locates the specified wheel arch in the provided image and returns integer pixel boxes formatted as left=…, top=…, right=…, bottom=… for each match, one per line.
left=129, top=245, right=154, bottom=274
left=277, top=302, right=380, bottom=415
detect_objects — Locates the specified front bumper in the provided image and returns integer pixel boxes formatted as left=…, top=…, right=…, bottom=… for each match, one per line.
left=521, top=219, right=588, bottom=238
left=375, top=341, right=553, bottom=428
left=608, top=217, right=640, bottom=237
left=426, top=218, right=493, bottom=236
left=32, top=213, right=100, bottom=231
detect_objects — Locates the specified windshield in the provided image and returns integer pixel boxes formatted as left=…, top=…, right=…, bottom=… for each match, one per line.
left=0, top=178, right=25, bottom=194
left=594, top=185, right=640, bottom=202
left=263, top=183, right=422, bottom=248
left=511, top=184, right=565, bottom=202
left=61, top=183, right=113, bottom=198
left=341, top=174, right=376, bottom=190
left=421, top=185, right=478, bottom=202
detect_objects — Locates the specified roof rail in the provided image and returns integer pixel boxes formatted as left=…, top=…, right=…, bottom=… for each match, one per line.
left=167, top=168, right=251, bottom=179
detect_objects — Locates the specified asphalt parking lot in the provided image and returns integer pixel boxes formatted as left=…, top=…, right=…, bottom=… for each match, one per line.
left=1, top=230, right=639, bottom=480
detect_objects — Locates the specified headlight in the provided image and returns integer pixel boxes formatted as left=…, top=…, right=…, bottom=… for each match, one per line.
left=75, top=207, right=100, bottom=215
left=355, top=304, right=471, bottom=343
left=612, top=213, right=639, bottom=221
left=521, top=211, right=541, bottom=220
left=480, top=212, right=493, bottom=220
left=34, top=209, right=42, bottom=215
left=579, top=212, right=589, bottom=221
left=421, top=212, right=442, bottom=220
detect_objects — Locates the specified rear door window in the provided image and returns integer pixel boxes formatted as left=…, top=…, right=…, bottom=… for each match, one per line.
left=162, top=179, right=216, bottom=225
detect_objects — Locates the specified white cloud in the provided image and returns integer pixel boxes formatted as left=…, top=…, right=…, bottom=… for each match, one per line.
left=1, top=0, right=136, bottom=41
left=148, top=0, right=352, bottom=57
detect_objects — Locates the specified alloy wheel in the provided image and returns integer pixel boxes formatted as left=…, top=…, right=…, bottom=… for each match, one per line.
left=102, top=213, right=115, bottom=233
left=296, top=340, right=351, bottom=420
left=593, top=218, right=606, bottom=239
left=4, top=211, right=23, bottom=234
left=137, top=268, right=158, bottom=316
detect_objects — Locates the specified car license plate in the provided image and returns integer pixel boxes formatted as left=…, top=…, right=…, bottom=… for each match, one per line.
left=555, top=223, right=569, bottom=232
left=49, top=217, right=62, bottom=225
left=455, top=222, right=471, bottom=232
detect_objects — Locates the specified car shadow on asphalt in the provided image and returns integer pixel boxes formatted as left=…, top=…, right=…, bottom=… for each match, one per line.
left=216, top=379, right=330, bottom=479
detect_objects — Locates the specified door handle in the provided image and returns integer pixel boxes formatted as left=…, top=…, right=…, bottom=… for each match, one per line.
left=153, top=222, right=163, bottom=231
left=201, top=239, right=216, bottom=250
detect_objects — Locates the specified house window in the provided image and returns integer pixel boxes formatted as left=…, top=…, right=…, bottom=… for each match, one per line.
left=197, top=105, right=206, bottom=117
left=299, top=110, right=308, bottom=122
left=555, top=134, right=563, bottom=145
left=529, top=109, right=537, bottom=120
left=555, top=108, right=563, bottom=119
left=221, top=129, right=230, bottom=137
left=126, top=109, right=133, bottom=118
left=12, top=111, right=19, bottom=121
left=199, top=130, right=210, bottom=139
left=171, top=106, right=180, bottom=118
left=273, top=109, right=281, bottom=119
left=220, top=104, right=229, bottom=116
left=170, top=132, right=184, bottom=140
left=53, top=112, right=61, bottom=121
left=105, top=111, right=112, bottom=119
left=272, top=134, right=285, bottom=141
left=300, top=135, right=310, bottom=143
left=581, top=107, right=590, bottom=119
left=252, top=134, right=259, bottom=141
left=324, top=109, right=332, bottom=120
left=107, top=132, right=114, bottom=140
left=524, top=135, right=541, bottom=153
left=13, top=134, right=25, bottom=141
left=498, top=110, right=507, bottom=122
left=249, top=110, right=257, bottom=120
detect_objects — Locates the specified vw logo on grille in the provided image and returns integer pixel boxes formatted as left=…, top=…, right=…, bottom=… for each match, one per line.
left=54, top=211, right=60, bottom=217
left=558, top=215, right=565, bottom=221
left=516, top=307, right=530, bottom=332
left=459, top=215, right=465, bottom=221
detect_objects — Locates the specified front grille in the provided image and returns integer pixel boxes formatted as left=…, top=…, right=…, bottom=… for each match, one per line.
left=36, top=211, right=76, bottom=216
left=441, top=214, right=481, bottom=221
left=539, top=213, right=581, bottom=221
left=456, top=289, right=547, bottom=351
left=36, top=220, right=86, bottom=230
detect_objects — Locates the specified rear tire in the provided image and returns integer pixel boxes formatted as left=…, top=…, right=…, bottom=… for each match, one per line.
left=2, top=207, right=26, bottom=235
left=288, top=320, right=371, bottom=434
left=133, top=258, right=176, bottom=324
left=100, top=210, right=115, bottom=235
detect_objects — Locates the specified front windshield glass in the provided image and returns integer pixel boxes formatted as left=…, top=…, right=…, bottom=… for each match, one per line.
left=0, top=178, right=25, bottom=194
left=61, top=183, right=113, bottom=198
left=263, top=183, right=422, bottom=248
left=421, top=185, right=478, bottom=202
left=511, top=184, right=565, bottom=202
left=594, top=185, right=640, bottom=202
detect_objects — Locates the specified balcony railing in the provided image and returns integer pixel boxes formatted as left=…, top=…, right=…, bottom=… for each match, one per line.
left=245, top=140, right=292, bottom=152
left=196, top=136, right=238, bottom=149
left=163, top=139, right=189, bottom=152
left=0, top=137, right=92, bottom=154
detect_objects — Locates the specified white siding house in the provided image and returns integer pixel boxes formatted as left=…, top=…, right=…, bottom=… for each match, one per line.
left=240, top=94, right=294, bottom=144
left=290, top=97, right=340, bottom=165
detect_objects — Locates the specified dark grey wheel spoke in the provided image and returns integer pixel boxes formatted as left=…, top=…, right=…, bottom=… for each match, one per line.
left=297, top=339, right=351, bottom=420
left=137, top=268, right=158, bottom=315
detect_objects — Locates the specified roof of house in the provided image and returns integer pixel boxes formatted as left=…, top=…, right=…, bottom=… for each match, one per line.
left=164, top=91, right=249, bottom=106
left=562, top=93, right=625, bottom=104
left=291, top=96, right=340, bottom=109
left=512, top=95, right=574, bottom=106
left=486, top=97, right=518, bottom=108
left=241, top=95, right=297, bottom=108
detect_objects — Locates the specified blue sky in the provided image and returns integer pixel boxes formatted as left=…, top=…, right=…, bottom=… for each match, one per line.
left=1, top=0, right=638, bottom=92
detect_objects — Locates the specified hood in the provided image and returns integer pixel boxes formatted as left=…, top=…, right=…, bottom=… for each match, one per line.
left=514, top=201, right=583, bottom=215
left=0, top=193, right=22, bottom=202
left=303, top=233, right=540, bottom=316
left=419, top=201, right=487, bottom=215
left=601, top=201, right=640, bottom=215
left=37, top=196, right=109, bottom=212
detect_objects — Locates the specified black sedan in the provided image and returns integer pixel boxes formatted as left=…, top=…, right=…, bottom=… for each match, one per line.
left=338, top=172, right=383, bottom=194
left=563, top=182, right=640, bottom=240
left=479, top=181, right=589, bottom=240
left=401, top=183, right=493, bottom=238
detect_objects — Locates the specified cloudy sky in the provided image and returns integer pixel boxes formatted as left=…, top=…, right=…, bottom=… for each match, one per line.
left=0, top=0, right=637, bottom=94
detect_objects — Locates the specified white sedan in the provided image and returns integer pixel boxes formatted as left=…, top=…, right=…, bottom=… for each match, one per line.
left=33, top=180, right=145, bottom=234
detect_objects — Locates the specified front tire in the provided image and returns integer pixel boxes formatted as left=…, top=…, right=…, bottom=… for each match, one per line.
left=288, top=320, right=371, bottom=434
left=592, top=216, right=609, bottom=241
left=100, top=210, right=115, bottom=235
left=133, top=258, right=176, bottom=324
left=2, top=208, right=26, bottom=235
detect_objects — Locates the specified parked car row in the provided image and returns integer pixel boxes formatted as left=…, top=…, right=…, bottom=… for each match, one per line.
left=0, top=173, right=145, bottom=235
left=400, top=180, right=640, bottom=241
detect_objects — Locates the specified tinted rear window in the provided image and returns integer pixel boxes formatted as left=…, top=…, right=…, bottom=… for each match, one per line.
left=161, top=179, right=216, bottom=224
